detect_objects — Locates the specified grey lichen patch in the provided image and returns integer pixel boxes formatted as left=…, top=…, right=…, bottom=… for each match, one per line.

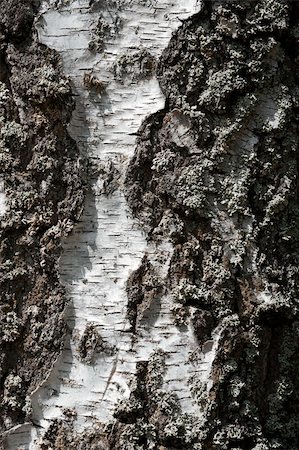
left=0, top=0, right=36, bottom=43
left=77, top=324, right=107, bottom=364
left=95, top=157, right=124, bottom=196
left=171, top=278, right=213, bottom=329
left=89, top=16, right=112, bottom=53
left=124, top=0, right=299, bottom=448
left=114, top=49, right=157, bottom=84
left=0, top=309, right=23, bottom=343
left=3, top=374, right=24, bottom=411
left=126, top=255, right=164, bottom=333
left=109, top=349, right=207, bottom=449
left=171, top=302, right=189, bottom=327
left=38, top=415, right=110, bottom=450
left=88, top=0, right=127, bottom=53
left=152, top=209, right=185, bottom=242
left=0, top=0, right=85, bottom=435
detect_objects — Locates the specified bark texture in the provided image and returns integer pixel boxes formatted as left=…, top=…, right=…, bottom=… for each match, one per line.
left=125, top=2, right=299, bottom=448
left=0, top=0, right=85, bottom=444
left=1, top=1, right=299, bottom=450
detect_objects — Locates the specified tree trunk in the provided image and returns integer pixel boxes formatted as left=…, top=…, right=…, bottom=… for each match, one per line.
left=1, top=1, right=299, bottom=449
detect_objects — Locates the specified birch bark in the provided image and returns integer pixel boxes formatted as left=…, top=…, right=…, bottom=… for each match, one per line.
left=1, top=1, right=299, bottom=450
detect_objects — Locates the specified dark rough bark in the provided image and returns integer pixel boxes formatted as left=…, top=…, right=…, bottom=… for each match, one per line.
left=0, top=0, right=85, bottom=438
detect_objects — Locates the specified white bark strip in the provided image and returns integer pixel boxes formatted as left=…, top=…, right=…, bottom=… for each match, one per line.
left=5, top=1, right=225, bottom=448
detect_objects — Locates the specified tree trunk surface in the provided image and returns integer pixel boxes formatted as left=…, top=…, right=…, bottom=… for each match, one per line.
left=0, top=1, right=298, bottom=449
